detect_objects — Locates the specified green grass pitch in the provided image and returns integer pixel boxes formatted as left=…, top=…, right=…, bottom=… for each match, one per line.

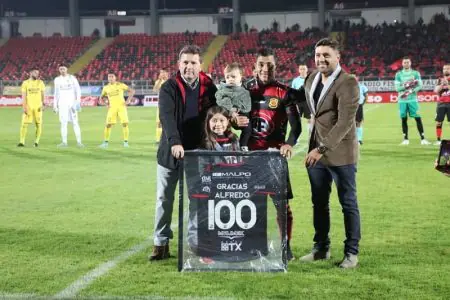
left=0, top=104, right=449, bottom=299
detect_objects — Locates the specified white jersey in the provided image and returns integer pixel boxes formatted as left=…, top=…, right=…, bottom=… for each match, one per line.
left=53, top=75, right=81, bottom=109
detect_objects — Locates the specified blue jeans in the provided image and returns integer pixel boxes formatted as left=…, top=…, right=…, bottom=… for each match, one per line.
left=307, top=161, right=361, bottom=255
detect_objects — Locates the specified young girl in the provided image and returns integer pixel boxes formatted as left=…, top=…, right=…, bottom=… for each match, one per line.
left=202, top=106, right=240, bottom=153
left=186, top=106, right=240, bottom=264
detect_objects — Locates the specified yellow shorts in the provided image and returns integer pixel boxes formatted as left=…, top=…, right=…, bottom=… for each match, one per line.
left=106, top=105, right=129, bottom=124
left=22, top=107, right=43, bottom=124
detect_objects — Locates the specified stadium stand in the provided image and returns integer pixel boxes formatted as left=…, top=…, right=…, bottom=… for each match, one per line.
left=209, top=29, right=327, bottom=83
left=340, top=13, right=449, bottom=78
left=1, top=14, right=446, bottom=83
left=0, top=36, right=96, bottom=81
left=77, top=32, right=213, bottom=82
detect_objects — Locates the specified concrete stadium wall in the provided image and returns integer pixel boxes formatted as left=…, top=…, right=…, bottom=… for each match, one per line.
left=415, top=5, right=449, bottom=24
left=361, top=7, right=407, bottom=25
left=240, top=11, right=318, bottom=31
left=160, top=15, right=217, bottom=34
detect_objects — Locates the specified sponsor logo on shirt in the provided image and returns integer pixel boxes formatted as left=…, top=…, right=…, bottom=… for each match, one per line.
left=268, top=98, right=279, bottom=109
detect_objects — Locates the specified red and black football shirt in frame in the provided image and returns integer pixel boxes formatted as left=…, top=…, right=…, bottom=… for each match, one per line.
left=246, top=80, right=302, bottom=150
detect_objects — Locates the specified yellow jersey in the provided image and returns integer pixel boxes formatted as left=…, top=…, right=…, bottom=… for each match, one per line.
left=153, top=79, right=166, bottom=92
left=101, top=82, right=129, bottom=107
left=21, top=79, right=45, bottom=108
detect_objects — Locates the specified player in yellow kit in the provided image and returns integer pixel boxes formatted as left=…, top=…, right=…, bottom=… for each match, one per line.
left=18, top=67, right=46, bottom=147
left=99, top=73, right=135, bottom=148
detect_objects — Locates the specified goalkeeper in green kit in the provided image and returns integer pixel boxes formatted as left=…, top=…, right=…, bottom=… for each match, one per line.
left=395, top=57, right=431, bottom=145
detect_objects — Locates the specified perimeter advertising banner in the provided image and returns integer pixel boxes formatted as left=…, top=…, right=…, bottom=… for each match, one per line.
left=0, top=96, right=98, bottom=107
left=366, top=91, right=440, bottom=104
left=360, top=79, right=438, bottom=92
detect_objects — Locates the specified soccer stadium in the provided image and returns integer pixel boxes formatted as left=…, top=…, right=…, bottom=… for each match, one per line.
left=0, top=0, right=449, bottom=299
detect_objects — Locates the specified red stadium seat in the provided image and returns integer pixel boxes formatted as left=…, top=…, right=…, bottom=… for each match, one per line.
left=78, top=33, right=213, bottom=81
left=209, top=31, right=326, bottom=84
left=0, top=36, right=96, bottom=81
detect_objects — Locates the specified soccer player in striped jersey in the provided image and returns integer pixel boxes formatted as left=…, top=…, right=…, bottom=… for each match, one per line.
left=434, top=64, right=450, bottom=145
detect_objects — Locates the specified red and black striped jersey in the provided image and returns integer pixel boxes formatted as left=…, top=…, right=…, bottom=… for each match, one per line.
left=245, top=80, right=302, bottom=150
left=437, top=76, right=450, bottom=103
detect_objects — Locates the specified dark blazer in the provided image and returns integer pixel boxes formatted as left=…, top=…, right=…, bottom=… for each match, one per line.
left=157, top=71, right=217, bottom=170
left=303, top=69, right=359, bottom=166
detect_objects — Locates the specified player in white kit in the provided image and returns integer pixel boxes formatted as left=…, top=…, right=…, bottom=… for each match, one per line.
left=53, top=65, right=83, bottom=147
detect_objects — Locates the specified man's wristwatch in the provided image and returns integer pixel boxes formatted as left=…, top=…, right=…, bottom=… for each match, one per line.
left=317, top=145, right=328, bottom=154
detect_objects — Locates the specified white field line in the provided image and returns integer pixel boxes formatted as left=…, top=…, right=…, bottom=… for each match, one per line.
left=52, top=239, right=152, bottom=299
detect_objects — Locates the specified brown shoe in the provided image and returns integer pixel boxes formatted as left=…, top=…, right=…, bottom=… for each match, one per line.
left=148, top=245, right=170, bottom=261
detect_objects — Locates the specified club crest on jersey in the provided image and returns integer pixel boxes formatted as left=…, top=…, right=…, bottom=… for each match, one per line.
left=268, top=98, right=279, bottom=109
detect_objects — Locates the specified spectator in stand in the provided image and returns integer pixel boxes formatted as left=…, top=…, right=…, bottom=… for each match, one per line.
left=342, top=14, right=449, bottom=78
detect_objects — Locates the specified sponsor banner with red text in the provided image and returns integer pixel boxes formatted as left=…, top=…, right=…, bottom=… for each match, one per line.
left=367, top=92, right=439, bottom=104
left=97, top=95, right=147, bottom=107
left=361, top=79, right=438, bottom=92
left=0, top=96, right=98, bottom=107
left=142, top=95, right=159, bottom=107
left=0, top=96, right=22, bottom=106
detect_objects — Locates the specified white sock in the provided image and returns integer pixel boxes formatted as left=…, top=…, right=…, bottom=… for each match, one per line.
left=73, top=120, right=82, bottom=144
left=61, top=122, right=68, bottom=144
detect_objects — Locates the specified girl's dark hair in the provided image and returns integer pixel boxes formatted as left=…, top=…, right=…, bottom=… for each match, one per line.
left=202, top=106, right=237, bottom=150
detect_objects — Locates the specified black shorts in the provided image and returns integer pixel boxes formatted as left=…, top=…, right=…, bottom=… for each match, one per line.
left=355, top=104, right=364, bottom=123
left=297, top=102, right=311, bottom=119
left=436, top=103, right=450, bottom=122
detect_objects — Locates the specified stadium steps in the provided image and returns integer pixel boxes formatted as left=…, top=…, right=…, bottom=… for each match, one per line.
left=68, top=38, right=115, bottom=75
left=201, top=35, right=228, bottom=72
left=0, top=38, right=8, bottom=48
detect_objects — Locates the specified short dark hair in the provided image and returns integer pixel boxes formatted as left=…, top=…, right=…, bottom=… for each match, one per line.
left=30, top=66, right=39, bottom=71
left=108, top=71, right=116, bottom=75
left=315, top=38, right=340, bottom=51
left=59, top=63, right=67, bottom=68
left=178, top=45, right=202, bottom=61
left=403, top=56, right=411, bottom=61
left=257, top=48, right=275, bottom=58
left=224, top=62, right=243, bottom=75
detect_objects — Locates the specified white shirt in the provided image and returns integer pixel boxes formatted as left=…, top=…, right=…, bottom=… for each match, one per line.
left=54, top=75, right=81, bottom=109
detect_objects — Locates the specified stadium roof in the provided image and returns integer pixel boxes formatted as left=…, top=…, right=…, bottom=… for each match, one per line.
left=0, top=0, right=447, bottom=17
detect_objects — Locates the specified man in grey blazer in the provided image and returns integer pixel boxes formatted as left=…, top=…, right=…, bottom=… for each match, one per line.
left=299, top=38, right=361, bottom=268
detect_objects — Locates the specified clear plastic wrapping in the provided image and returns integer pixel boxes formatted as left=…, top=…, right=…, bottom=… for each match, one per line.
left=178, top=150, right=288, bottom=272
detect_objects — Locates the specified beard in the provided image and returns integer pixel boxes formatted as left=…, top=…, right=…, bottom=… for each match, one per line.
left=316, top=62, right=330, bottom=73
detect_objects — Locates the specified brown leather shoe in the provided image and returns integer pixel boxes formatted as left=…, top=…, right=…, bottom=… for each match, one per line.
left=148, top=245, right=170, bottom=261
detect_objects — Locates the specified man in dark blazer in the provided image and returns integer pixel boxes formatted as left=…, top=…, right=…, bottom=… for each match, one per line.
left=299, top=38, right=361, bottom=268
left=150, top=45, right=217, bottom=261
